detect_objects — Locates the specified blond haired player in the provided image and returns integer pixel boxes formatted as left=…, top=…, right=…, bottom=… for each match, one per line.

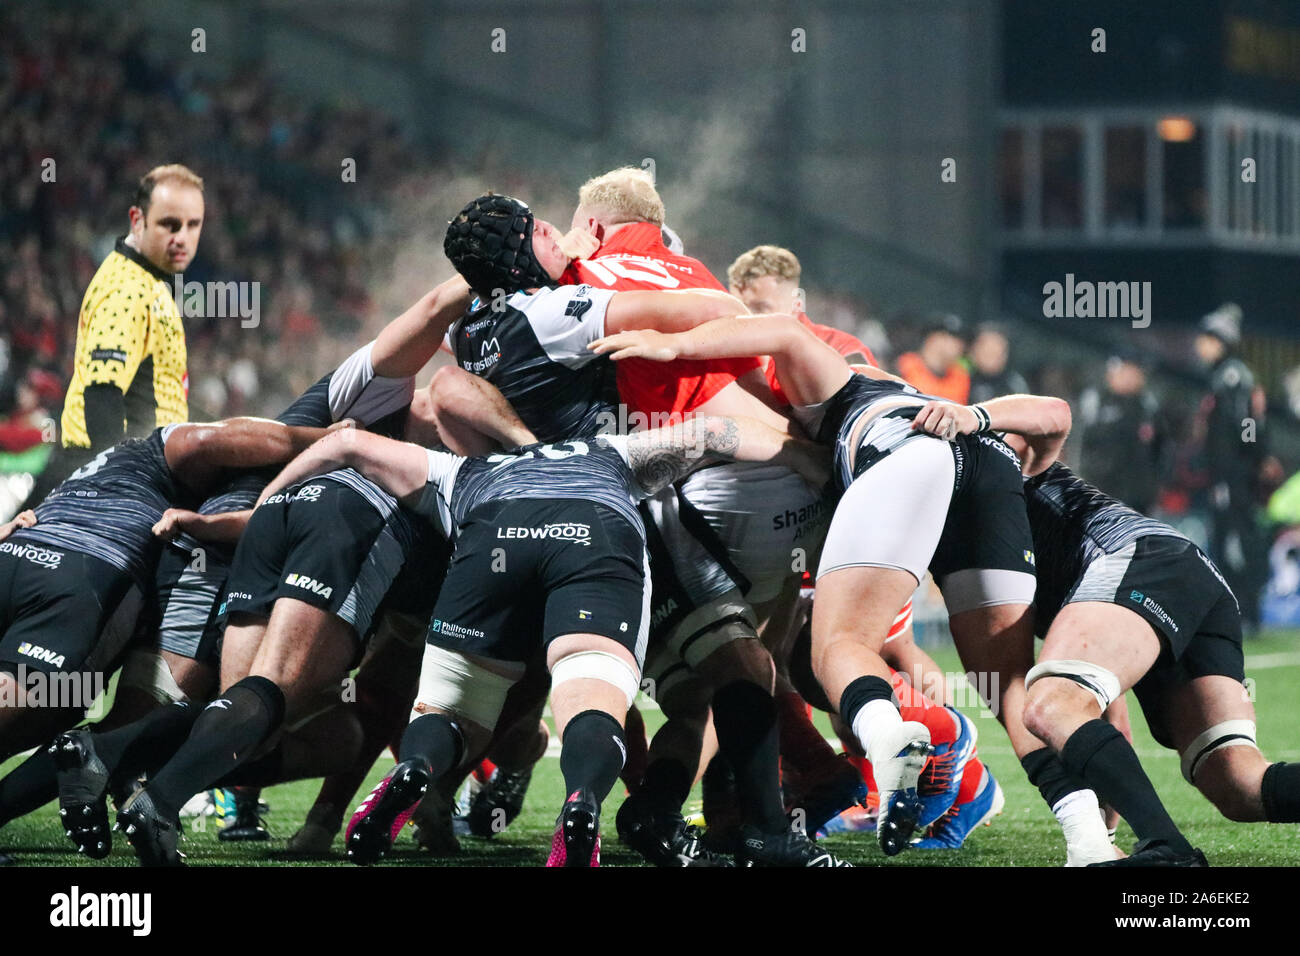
left=562, top=172, right=860, bottom=859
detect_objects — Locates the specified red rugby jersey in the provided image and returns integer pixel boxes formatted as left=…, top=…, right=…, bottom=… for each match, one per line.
left=563, top=223, right=760, bottom=418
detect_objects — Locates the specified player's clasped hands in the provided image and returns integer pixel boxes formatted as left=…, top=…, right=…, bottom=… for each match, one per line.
left=911, top=400, right=978, bottom=442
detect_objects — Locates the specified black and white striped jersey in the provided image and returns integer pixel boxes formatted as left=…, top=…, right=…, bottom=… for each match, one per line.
left=803, top=373, right=933, bottom=495
left=13, top=426, right=190, bottom=589
left=448, top=284, right=619, bottom=443
left=1025, top=462, right=1188, bottom=618
left=276, top=340, right=412, bottom=438
left=418, top=436, right=646, bottom=540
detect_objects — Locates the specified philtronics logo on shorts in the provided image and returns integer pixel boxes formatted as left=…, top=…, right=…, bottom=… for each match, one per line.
left=16, top=642, right=66, bottom=668
left=1129, top=590, right=1178, bottom=633
left=285, top=573, right=333, bottom=599
left=0, top=541, right=62, bottom=570
left=429, top=618, right=486, bottom=640
left=496, top=523, right=592, bottom=546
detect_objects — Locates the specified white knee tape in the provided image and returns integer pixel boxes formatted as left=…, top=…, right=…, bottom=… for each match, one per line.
left=118, top=649, right=188, bottom=705
left=551, top=650, right=642, bottom=709
left=1180, top=720, right=1258, bottom=784
left=413, top=644, right=520, bottom=732
left=1026, top=659, right=1123, bottom=712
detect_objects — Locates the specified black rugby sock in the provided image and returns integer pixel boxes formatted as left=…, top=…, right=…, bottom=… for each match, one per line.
left=216, top=748, right=284, bottom=788
left=398, top=713, right=465, bottom=778
left=0, top=747, right=58, bottom=827
left=1021, top=747, right=1088, bottom=809
left=1261, top=762, right=1300, bottom=823
left=1060, top=718, right=1192, bottom=853
left=638, top=757, right=693, bottom=811
left=712, top=680, right=786, bottom=833
left=559, top=710, right=626, bottom=805
left=146, top=677, right=285, bottom=819
left=838, top=674, right=896, bottom=728
left=94, top=701, right=202, bottom=786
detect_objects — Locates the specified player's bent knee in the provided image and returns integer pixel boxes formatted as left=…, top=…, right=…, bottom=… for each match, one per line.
left=1181, top=721, right=1265, bottom=820
left=1026, top=659, right=1120, bottom=712
left=551, top=649, right=641, bottom=711
left=413, top=644, right=519, bottom=733
left=1022, top=666, right=1116, bottom=743
left=117, top=649, right=190, bottom=705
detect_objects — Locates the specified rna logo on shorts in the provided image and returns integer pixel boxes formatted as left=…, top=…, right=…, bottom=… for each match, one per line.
left=16, top=642, right=66, bottom=668
left=0, top=541, right=62, bottom=570
left=285, top=573, right=333, bottom=599
left=496, top=522, right=592, bottom=546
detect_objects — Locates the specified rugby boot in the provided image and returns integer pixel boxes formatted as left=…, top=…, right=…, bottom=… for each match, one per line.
left=465, top=765, right=532, bottom=838
left=917, top=707, right=978, bottom=826
left=615, top=790, right=732, bottom=867
left=217, top=786, right=269, bottom=841
left=1090, top=839, right=1208, bottom=868
left=915, top=766, right=1004, bottom=849
left=50, top=730, right=112, bottom=859
left=345, top=759, right=430, bottom=866
left=735, top=824, right=853, bottom=867
left=872, top=721, right=933, bottom=856
left=117, top=789, right=184, bottom=867
left=546, top=789, right=600, bottom=867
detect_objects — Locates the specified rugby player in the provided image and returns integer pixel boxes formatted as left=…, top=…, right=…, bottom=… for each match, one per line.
left=271, top=413, right=832, bottom=866
left=591, top=316, right=1062, bottom=855
left=935, top=402, right=1300, bottom=865
left=725, top=243, right=912, bottom=832
left=38, top=276, right=533, bottom=861
left=0, top=415, right=341, bottom=763
left=563, top=174, right=852, bottom=859
left=440, top=191, right=836, bottom=865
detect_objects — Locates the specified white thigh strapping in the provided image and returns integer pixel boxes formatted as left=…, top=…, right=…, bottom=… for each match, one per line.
left=413, top=643, right=523, bottom=732
left=817, top=437, right=956, bottom=584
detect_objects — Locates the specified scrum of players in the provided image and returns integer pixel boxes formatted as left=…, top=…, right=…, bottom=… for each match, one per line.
left=0, top=168, right=1295, bottom=868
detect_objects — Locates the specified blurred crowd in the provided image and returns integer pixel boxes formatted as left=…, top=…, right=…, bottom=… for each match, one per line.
left=0, top=5, right=419, bottom=443
left=1, top=6, right=1295, bottom=632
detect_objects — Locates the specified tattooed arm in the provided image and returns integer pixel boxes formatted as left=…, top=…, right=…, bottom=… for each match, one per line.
left=623, top=415, right=829, bottom=496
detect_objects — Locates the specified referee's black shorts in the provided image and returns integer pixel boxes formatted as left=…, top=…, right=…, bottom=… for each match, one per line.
left=427, top=498, right=650, bottom=666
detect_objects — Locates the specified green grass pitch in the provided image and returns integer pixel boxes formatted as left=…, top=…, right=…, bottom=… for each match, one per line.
left=3, top=632, right=1298, bottom=867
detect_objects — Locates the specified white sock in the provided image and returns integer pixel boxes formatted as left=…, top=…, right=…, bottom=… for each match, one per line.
left=1052, top=788, right=1101, bottom=823
left=1054, top=789, right=1115, bottom=866
left=852, top=699, right=903, bottom=767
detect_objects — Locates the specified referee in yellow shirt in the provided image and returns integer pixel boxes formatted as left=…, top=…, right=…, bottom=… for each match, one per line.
left=27, top=164, right=204, bottom=503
